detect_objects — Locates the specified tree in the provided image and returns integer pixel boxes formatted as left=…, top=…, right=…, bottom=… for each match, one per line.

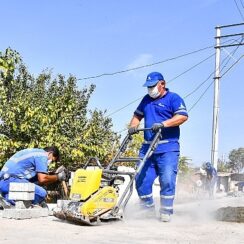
left=217, top=158, right=229, bottom=172
left=122, top=131, right=144, bottom=167
left=178, top=156, right=192, bottom=174
left=227, top=147, right=244, bottom=173
left=0, top=48, right=119, bottom=169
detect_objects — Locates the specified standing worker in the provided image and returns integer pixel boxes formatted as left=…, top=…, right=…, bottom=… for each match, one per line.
left=128, top=72, right=188, bottom=222
left=0, top=146, right=67, bottom=208
left=203, top=162, right=217, bottom=199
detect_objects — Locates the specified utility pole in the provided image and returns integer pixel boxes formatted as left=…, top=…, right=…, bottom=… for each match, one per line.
left=211, top=23, right=244, bottom=171
left=211, top=26, right=221, bottom=171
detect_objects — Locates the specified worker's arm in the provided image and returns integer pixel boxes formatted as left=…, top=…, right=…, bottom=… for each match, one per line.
left=162, top=114, right=188, bottom=127
left=37, top=172, right=58, bottom=185
left=129, top=114, right=142, bottom=128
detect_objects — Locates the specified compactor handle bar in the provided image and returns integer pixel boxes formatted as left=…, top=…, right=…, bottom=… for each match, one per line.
left=84, top=157, right=103, bottom=169
left=110, top=128, right=162, bottom=214
left=106, top=127, right=161, bottom=170
left=134, top=127, right=152, bottom=132
left=119, top=128, right=152, bottom=152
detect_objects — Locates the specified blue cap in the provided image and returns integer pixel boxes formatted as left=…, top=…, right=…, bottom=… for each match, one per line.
left=143, top=72, right=164, bottom=87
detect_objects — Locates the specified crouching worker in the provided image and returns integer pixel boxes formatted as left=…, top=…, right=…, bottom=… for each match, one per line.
left=0, top=146, right=67, bottom=208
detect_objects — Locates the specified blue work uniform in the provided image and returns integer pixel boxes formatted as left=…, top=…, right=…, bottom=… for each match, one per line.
left=0, top=148, right=49, bottom=205
left=134, top=89, right=188, bottom=214
left=205, top=165, right=217, bottom=197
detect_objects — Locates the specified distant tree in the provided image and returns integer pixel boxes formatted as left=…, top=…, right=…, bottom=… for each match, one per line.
left=0, top=48, right=119, bottom=169
left=217, top=158, right=229, bottom=172
left=122, top=131, right=144, bottom=167
left=227, top=147, right=244, bottom=173
left=178, top=156, right=192, bottom=174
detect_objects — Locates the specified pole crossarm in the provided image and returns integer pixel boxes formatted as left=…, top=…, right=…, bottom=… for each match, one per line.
left=215, top=33, right=244, bottom=39
left=215, top=43, right=244, bottom=48
left=217, top=22, right=244, bottom=29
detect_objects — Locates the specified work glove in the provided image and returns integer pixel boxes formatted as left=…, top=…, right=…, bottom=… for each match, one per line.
left=152, top=123, right=164, bottom=132
left=55, top=165, right=66, bottom=174
left=57, top=170, right=67, bottom=181
left=55, top=166, right=69, bottom=181
left=128, top=127, right=138, bottom=135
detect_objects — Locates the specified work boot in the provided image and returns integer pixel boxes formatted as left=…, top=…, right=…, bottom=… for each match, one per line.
left=160, top=213, right=171, bottom=222
left=138, top=204, right=155, bottom=218
left=30, top=200, right=48, bottom=209
left=0, top=195, right=12, bottom=209
left=39, top=200, right=49, bottom=209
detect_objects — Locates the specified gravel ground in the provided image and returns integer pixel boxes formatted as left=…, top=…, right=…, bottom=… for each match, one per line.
left=0, top=195, right=243, bottom=244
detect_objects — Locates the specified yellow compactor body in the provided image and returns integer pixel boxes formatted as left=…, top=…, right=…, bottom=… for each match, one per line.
left=69, top=169, right=118, bottom=218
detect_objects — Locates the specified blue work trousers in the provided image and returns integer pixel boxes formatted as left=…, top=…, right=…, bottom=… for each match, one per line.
left=136, top=151, right=179, bottom=214
left=207, top=176, right=217, bottom=198
left=0, top=177, right=47, bottom=205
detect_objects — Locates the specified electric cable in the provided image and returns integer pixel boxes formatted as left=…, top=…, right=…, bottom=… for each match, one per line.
left=106, top=52, right=216, bottom=119
left=77, top=38, right=240, bottom=82
left=99, top=38, right=242, bottom=134
left=77, top=45, right=217, bottom=81
left=167, top=53, right=215, bottom=84
left=240, top=0, right=244, bottom=8
left=233, top=0, right=244, bottom=21
left=107, top=38, right=242, bottom=120
left=115, top=50, right=243, bottom=135
left=183, top=36, right=244, bottom=99
left=188, top=53, right=243, bottom=112
left=221, top=54, right=244, bottom=77
left=188, top=81, right=214, bottom=112
left=105, top=97, right=142, bottom=118
left=183, top=46, right=240, bottom=99
left=116, top=51, right=242, bottom=135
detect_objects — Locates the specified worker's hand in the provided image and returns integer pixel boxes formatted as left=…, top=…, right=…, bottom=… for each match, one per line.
left=128, top=127, right=138, bottom=135
left=152, top=123, right=164, bottom=132
left=57, top=171, right=67, bottom=181
left=55, top=165, right=66, bottom=174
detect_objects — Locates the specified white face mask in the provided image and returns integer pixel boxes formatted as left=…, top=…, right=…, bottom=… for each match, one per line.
left=148, top=85, right=160, bottom=98
left=47, top=159, right=52, bottom=165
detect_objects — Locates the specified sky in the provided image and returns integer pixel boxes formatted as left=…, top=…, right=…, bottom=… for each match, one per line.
left=1, top=0, right=244, bottom=166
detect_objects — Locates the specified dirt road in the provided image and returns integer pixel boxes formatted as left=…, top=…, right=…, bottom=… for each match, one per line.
left=0, top=195, right=243, bottom=244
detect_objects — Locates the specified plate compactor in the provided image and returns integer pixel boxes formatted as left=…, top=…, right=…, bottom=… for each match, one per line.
left=53, top=128, right=161, bottom=225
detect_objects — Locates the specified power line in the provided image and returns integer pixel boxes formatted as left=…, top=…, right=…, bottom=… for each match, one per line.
left=107, top=38, right=242, bottom=120
left=186, top=39, right=244, bottom=111
left=221, top=36, right=244, bottom=69
left=89, top=37, right=241, bottom=134
left=105, top=97, right=142, bottom=118
left=188, top=80, right=214, bottom=112
left=183, top=40, right=242, bottom=99
left=188, top=54, right=243, bottom=112
left=183, top=72, right=214, bottom=99
left=240, top=0, right=244, bottom=8
left=76, top=38, right=239, bottom=82
left=167, top=53, right=215, bottom=84
left=106, top=52, right=215, bottom=119
left=173, top=36, right=244, bottom=100
left=221, top=54, right=244, bottom=77
left=233, top=0, right=244, bottom=21
left=77, top=45, right=216, bottom=81
left=116, top=53, right=243, bottom=135
left=115, top=51, right=243, bottom=135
